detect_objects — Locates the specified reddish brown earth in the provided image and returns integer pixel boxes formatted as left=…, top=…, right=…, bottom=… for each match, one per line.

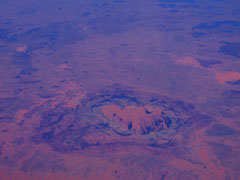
left=0, top=0, right=240, bottom=179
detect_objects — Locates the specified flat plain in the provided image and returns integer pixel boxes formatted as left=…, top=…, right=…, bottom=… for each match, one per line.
left=0, top=0, right=240, bottom=179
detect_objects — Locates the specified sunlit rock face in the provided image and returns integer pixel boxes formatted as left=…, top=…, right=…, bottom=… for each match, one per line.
left=102, top=105, right=165, bottom=134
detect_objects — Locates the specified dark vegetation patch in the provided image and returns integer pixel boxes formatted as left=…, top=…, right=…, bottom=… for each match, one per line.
left=197, top=59, right=222, bottom=68
left=156, top=0, right=195, bottom=3
left=205, top=124, right=236, bottom=136
left=227, top=79, right=240, bottom=85
left=218, top=42, right=240, bottom=58
left=192, top=21, right=240, bottom=31
left=222, top=90, right=240, bottom=106
left=190, top=32, right=207, bottom=38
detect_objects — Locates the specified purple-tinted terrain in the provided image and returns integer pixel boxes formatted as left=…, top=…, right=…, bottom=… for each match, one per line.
left=0, top=0, right=240, bottom=179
